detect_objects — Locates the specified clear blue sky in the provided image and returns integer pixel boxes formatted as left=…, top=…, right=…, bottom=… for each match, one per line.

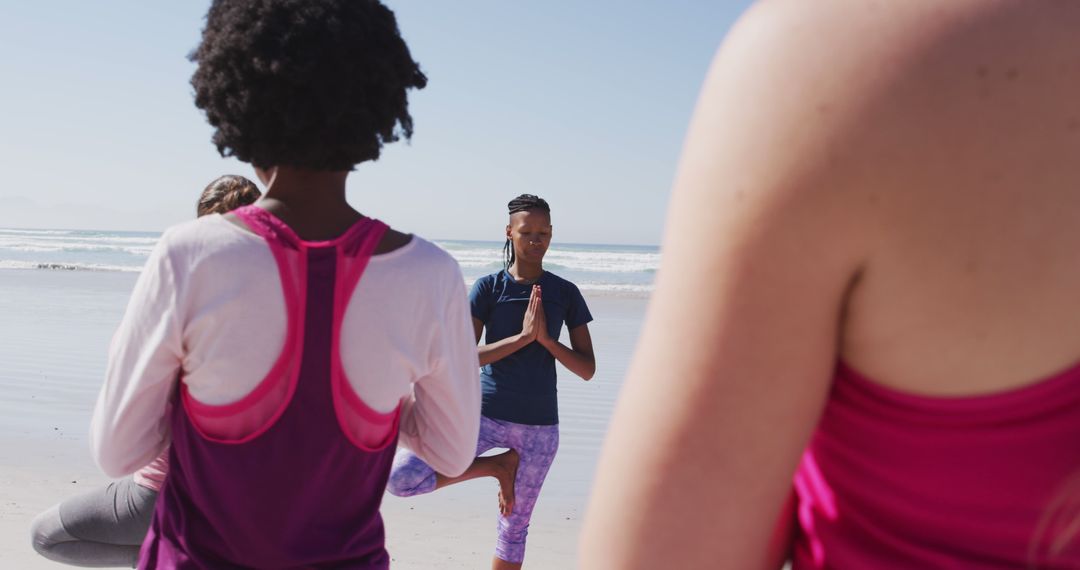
left=0, top=1, right=752, bottom=245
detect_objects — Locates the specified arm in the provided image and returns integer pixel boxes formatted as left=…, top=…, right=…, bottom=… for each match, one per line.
left=476, top=284, right=541, bottom=366
left=476, top=328, right=532, bottom=366
left=90, top=232, right=184, bottom=478
left=398, top=273, right=482, bottom=477
left=537, top=318, right=595, bottom=381
left=580, top=4, right=876, bottom=568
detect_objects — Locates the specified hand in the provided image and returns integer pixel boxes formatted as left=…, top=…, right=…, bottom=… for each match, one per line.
left=519, top=285, right=541, bottom=343
left=534, top=285, right=552, bottom=347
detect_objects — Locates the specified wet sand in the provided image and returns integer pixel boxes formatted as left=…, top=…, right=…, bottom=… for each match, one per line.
left=0, top=268, right=646, bottom=568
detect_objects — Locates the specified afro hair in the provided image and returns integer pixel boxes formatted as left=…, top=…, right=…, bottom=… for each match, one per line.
left=190, top=0, right=427, bottom=171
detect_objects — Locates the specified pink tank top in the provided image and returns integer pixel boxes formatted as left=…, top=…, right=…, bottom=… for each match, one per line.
left=794, top=362, right=1080, bottom=569
left=139, top=207, right=400, bottom=568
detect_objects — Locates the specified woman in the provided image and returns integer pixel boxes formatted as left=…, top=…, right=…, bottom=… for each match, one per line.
left=388, top=194, right=596, bottom=570
left=90, top=1, right=480, bottom=568
left=29, top=175, right=260, bottom=568
left=582, top=1, right=1080, bottom=568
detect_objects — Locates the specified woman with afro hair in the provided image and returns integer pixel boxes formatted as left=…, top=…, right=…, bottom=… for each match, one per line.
left=88, top=1, right=481, bottom=568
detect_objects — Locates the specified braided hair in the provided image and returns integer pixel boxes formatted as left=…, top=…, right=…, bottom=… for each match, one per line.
left=503, top=194, right=551, bottom=271
left=197, top=175, right=261, bottom=217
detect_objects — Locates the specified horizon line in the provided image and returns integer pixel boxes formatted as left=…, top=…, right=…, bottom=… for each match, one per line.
left=0, top=225, right=661, bottom=250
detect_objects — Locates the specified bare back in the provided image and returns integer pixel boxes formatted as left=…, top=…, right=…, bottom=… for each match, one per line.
left=836, top=1, right=1080, bottom=395
left=582, top=2, right=1080, bottom=568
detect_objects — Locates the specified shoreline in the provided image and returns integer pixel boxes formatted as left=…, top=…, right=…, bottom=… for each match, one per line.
left=0, top=266, right=654, bottom=299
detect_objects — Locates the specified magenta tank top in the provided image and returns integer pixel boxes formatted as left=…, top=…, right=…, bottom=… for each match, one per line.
left=794, top=362, right=1080, bottom=569
left=139, top=206, right=401, bottom=569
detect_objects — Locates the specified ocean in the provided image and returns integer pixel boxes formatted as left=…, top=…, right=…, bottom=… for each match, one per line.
left=0, top=228, right=659, bottom=296
left=0, top=226, right=652, bottom=567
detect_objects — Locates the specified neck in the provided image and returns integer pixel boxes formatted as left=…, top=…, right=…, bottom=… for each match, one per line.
left=262, top=167, right=350, bottom=209
left=257, top=167, right=360, bottom=240
left=509, top=261, right=543, bottom=283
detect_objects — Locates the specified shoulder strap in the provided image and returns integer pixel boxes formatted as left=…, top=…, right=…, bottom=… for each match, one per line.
left=232, top=205, right=303, bottom=250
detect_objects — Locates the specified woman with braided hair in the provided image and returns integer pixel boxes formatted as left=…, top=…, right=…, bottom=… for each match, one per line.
left=388, top=193, right=596, bottom=569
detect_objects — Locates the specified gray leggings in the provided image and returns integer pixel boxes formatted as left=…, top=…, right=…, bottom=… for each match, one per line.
left=29, top=477, right=157, bottom=568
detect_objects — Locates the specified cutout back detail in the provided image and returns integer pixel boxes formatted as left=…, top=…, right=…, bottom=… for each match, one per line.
left=182, top=205, right=400, bottom=448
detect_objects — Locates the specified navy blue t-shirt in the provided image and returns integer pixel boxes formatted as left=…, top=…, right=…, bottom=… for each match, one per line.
left=470, top=270, right=593, bottom=425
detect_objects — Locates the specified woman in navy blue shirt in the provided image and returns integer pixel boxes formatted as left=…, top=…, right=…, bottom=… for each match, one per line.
left=389, top=194, right=595, bottom=569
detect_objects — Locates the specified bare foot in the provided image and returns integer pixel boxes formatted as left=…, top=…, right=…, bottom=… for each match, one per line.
left=493, top=449, right=520, bottom=516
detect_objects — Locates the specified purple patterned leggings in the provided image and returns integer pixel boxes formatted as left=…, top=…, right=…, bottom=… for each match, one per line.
left=387, top=415, right=559, bottom=563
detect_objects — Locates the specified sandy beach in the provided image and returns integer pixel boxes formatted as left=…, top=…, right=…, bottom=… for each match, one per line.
left=0, top=267, right=646, bottom=568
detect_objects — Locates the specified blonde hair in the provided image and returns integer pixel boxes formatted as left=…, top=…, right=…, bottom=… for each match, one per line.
left=197, top=175, right=261, bottom=217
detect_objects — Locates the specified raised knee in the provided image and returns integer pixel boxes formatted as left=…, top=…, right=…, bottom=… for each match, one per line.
left=387, top=452, right=438, bottom=497
left=386, top=470, right=429, bottom=497
left=385, top=475, right=413, bottom=497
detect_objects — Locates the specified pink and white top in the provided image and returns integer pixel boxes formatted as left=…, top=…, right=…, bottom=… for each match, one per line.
left=90, top=212, right=481, bottom=480
left=132, top=451, right=169, bottom=492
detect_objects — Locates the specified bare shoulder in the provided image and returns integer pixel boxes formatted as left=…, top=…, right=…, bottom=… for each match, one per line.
left=724, top=0, right=1080, bottom=117
left=737, top=0, right=1080, bottom=63
left=702, top=0, right=1080, bottom=220
left=737, top=0, right=1080, bottom=118
left=742, top=0, right=1080, bottom=390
